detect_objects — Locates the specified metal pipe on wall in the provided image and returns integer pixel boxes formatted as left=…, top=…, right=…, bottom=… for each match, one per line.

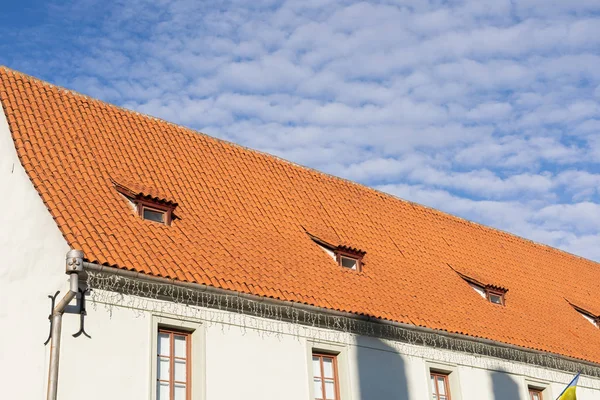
left=47, top=250, right=84, bottom=400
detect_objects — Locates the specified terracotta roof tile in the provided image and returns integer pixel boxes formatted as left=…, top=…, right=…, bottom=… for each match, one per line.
left=2, top=66, right=600, bottom=364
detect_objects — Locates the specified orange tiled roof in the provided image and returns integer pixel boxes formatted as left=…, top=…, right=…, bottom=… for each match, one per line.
left=2, top=67, right=600, bottom=364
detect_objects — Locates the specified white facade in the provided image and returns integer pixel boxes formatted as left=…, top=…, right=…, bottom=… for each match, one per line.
left=55, top=288, right=600, bottom=400
left=0, top=98, right=71, bottom=399
left=1, top=103, right=600, bottom=400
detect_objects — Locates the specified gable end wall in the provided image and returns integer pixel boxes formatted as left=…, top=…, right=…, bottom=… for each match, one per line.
left=0, top=98, right=70, bottom=398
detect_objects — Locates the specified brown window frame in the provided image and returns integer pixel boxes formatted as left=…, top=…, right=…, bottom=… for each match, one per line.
left=335, top=249, right=362, bottom=271
left=529, top=387, right=543, bottom=400
left=312, top=352, right=341, bottom=400
left=307, top=234, right=365, bottom=272
left=485, top=288, right=505, bottom=306
left=114, top=182, right=176, bottom=226
left=157, top=328, right=191, bottom=400
left=135, top=198, right=174, bottom=225
left=430, top=372, right=451, bottom=400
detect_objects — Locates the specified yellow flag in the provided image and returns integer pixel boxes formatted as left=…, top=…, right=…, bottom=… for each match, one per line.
left=558, top=373, right=580, bottom=400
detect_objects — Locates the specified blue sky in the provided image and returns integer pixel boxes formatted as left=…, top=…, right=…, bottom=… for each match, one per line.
left=2, top=0, right=600, bottom=260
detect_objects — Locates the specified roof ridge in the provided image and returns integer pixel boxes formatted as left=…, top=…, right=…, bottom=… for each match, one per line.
left=2, top=65, right=598, bottom=269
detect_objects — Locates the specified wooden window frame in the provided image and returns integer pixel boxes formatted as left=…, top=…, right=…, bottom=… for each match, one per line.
left=529, top=387, right=543, bottom=400
left=312, top=352, right=341, bottom=400
left=485, top=288, right=505, bottom=306
left=114, top=182, right=176, bottom=226
left=430, top=372, right=452, bottom=400
left=137, top=198, right=174, bottom=225
left=158, top=328, right=191, bottom=400
left=334, top=249, right=363, bottom=272
left=307, top=234, right=365, bottom=272
left=456, top=271, right=507, bottom=306
left=335, top=250, right=361, bottom=271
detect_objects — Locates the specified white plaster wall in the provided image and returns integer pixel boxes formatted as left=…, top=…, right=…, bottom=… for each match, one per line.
left=206, top=324, right=309, bottom=400
left=59, top=290, right=600, bottom=400
left=0, top=102, right=71, bottom=398
left=59, top=302, right=151, bottom=399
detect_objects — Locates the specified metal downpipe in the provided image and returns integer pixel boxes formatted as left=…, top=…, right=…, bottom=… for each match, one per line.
left=47, top=250, right=84, bottom=400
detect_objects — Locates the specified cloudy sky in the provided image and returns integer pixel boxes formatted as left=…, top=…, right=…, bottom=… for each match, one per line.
left=2, top=0, right=600, bottom=260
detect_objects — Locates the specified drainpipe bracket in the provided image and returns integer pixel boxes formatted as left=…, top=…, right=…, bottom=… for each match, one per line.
left=43, top=291, right=61, bottom=345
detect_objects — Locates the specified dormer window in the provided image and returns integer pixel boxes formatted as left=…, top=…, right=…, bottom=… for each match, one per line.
left=113, top=179, right=177, bottom=226
left=457, top=271, right=507, bottom=306
left=308, top=234, right=365, bottom=272
left=138, top=201, right=173, bottom=224
left=339, top=254, right=359, bottom=270
left=486, top=289, right=505, bottom=305
left=142, top=207, right=165, bottom=223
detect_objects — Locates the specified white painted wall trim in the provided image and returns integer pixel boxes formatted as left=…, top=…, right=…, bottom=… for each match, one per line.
left=149, top=314, right=206, bottom=400
left=425, top=360, right=463, bottom=400
left=306, top=339, right=352, bottom=400
left=523, top=375, right=554, bottom=400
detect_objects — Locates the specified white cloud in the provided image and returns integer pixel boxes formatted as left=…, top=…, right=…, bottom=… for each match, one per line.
left=5, top=0, right=600, bottom=261
left=533, top=202, right=600, bottom=233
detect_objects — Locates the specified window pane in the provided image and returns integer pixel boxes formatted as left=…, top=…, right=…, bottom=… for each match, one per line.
left=437, top=377, right=446, bottom=395
left=312, top=356, right=321, bottom=377
left=322, top=357, right=334, bottom=378
left=490, top=294, right=502, bottom=304
left=174, top=335, right=187, bottom=358
left=314, top=378, right=323, bottom=399
left=158, top=356, right=170, bottom=380
left=144, top=208, right=165, bottom=223
left=431, top=376, right=437, bottom=399
left=157, top=381, right=169, bottom=400
left=530, top=391, right=542, bottom=400
left=158, top=333, right=170, bottom=356
left=174, top=383, right=186, bottom=400
left=174, top=359, right=186, bottom=382
left=340, top=256, right=357, bottom=269
left=325, top=380, right=336, bottom=399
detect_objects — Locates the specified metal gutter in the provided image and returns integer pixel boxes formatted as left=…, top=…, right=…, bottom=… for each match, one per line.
left=83, top=261, right=600, bottom=374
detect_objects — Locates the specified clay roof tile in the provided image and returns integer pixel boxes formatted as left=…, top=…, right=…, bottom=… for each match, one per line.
left=2, top=66, right=600, bottom=364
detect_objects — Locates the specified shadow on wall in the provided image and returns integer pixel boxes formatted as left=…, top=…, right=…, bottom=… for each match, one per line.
left=491, top=369, right=521, bottom=400
left=355, top=336, right=410, bottom=400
